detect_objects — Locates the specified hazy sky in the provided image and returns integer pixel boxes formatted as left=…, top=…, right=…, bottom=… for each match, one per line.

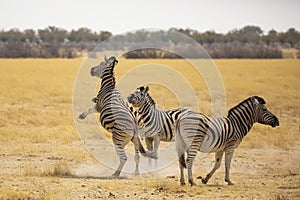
left=1, top=0, right=299, bottom=34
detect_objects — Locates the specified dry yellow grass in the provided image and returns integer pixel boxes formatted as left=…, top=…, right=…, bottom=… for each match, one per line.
left=0, top=58, right=299, bottom=199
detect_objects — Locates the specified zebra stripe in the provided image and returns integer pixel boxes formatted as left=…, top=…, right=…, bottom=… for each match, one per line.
left=79, top=56, right=156, bottom=177
left=127, top=86, right=189, bottom=157
left=176, top=96, right=279, bottom=186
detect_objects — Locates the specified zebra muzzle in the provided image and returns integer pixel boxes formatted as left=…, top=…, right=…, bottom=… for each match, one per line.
left=271, top=117, right=280, bottom=127
left=127, top=95, right=135, bottom=104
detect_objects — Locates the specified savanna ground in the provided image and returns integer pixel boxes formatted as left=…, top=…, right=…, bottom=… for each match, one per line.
left=0, top=58, right=299, bottom=199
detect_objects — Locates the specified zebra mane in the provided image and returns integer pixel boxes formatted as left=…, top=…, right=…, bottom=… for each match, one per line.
left=227, top=96, right=266, bottom=117
left=146, top=93, right=156, bottom=106
left=103, top=64, right=116, bottom=84
left=228, top=99, right=248, bottom=117
left=253, top=96, right=266, bottom=105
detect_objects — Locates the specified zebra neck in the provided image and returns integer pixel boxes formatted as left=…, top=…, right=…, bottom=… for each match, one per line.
left=138, top=101, right=156, bottom=117
left=228, top=108, right=255, bottom=139
left=138, top=95, right=155, bottom=113
left=98, top=68, right=115, bottom=97
left=137, top=102, right=163, bottom=136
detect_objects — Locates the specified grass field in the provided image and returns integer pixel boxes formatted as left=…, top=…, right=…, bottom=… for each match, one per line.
left=0, top=58, right=299, bottom=199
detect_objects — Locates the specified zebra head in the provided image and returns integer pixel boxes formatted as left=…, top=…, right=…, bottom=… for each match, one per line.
left=90, top=56, right=118, bottom=78
left=252, top=96, right=279, bottom=127
left=127, top=86, right=150, bottom=107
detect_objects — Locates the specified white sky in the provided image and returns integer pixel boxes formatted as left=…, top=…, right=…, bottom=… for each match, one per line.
left=1, top=0, right=299, bottom=34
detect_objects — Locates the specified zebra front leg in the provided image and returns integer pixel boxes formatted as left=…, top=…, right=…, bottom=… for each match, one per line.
left=224, top=148, right=235, bottom=185
left=202, top=151, right=224, bottom=184
left=111, top=145, right=127, bottom=177
left=79, top=105, right=96, bottom=119
left=145, top=137, right=154, bottom=167
left=152, top=135, right=160, bottom=167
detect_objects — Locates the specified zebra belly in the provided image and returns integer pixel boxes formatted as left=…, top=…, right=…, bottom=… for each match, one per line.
left=199, top=134, right=223, bottom=153
left=159, top=134, right=174, bottom=142
left=99, top=103, right=136, bottom=135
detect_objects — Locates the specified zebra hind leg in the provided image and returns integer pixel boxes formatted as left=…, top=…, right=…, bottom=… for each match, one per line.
left=186, top=149, right=197, bottom=186
left=202, top=151, right=224, bottom=184
left=111, top=145, right=127, bottom=178
left=224, top=149, right=235, bottom=185
left=134, top=148, right=140, bottom=175
left=179, top=153, right=186, bottom=185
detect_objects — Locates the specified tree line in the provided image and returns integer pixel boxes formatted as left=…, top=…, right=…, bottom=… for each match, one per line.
left=0, top=25, right=299, bottom=58
left=0, top=26, right=112, bottom=58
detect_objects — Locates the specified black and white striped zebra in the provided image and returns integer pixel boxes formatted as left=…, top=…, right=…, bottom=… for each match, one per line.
left=127, top=86, right=188, bottom=158
left=79, top=56, right=156, bottom=177
left=175, top=96, right=279, bottom=186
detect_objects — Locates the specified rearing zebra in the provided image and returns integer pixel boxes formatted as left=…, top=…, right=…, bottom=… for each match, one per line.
left=127, top=86, right=188, bottom=158
left=176, top=96, right=279, bottom=186
left=79, top=56, right=156, bottom=177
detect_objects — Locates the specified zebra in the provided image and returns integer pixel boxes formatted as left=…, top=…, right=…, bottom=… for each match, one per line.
left=175, top=96, right=279, bottom=186
left=79, top=56, right=156, bottom=177
left=127, top=86, right=189, bottom=159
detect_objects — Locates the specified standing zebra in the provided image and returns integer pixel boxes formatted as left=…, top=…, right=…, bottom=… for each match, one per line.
left=175, top=96, right=279, bottom=186
left=127, top=86, right=188, bottom=158
left=79, top=56, right=156, bottom=177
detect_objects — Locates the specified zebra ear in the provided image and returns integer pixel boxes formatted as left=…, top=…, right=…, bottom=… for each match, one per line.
left=104, top=55, right=108, bottom=62
left=139, top=86, right=145, bottom=91
left=145, top=86, right=149, bottom=93
left=254, top=96, right=266, bottom=105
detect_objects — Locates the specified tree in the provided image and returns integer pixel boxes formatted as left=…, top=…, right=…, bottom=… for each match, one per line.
left=38, top=26, right=67, bottom=43
left=241, top=25, right=263, bottom=36
left=282, top=28, right=300, bottom=47
left=22, top=29, right=37, bottom=43
left=98, top=31, right=112, bottom=41
left=263, top=29, right=278, bottom=45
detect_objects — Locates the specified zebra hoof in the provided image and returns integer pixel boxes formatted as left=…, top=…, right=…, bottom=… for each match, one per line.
left=227, top=181, right=234, bottom=185
left=180, top=181, right=186, bottom=186
left=189, top=180, right=197, bottom=186
left=110, top=172, right=121, bottom=178
left=149, top=152, right=158, bottom=159
left=201, top=178, right=208, bottom=184
left=225, top=179, right=234, bottom=185
left=79, top=113, right=86, bottom=119
left=91, top=97, right=98, bottom=103
left=110, top=169, right=121, bottom=178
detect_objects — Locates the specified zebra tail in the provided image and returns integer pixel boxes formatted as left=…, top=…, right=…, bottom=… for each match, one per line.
left=175, top=120, right=187, bottom=169
left=133, top=136, right=158, bottom=159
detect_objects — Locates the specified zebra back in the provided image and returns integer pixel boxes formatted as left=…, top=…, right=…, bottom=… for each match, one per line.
left=128, top=86, right=189, bottom=141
